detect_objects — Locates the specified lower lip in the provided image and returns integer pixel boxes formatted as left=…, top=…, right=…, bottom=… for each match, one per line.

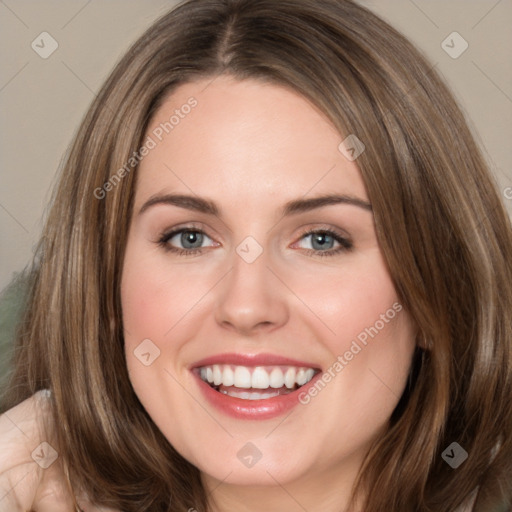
left=192, top=370, right=322, bottom=420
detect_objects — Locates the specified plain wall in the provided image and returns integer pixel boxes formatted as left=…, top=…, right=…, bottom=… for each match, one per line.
left=1, top=0, right=511, bottom=292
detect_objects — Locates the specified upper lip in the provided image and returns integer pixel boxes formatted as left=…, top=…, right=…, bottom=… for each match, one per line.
left=191, top=352, right=322, bottom=370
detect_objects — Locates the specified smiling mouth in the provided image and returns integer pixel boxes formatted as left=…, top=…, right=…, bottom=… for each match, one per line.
left=196, top=364, right=320, bottom=400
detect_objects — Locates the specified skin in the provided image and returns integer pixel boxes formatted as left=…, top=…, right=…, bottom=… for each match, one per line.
left=0, top=392, right=117, bottom=512
left=121, top=75, right=417, bottom=512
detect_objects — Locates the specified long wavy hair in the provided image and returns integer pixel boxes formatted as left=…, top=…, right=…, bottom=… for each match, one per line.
left=2, top=0, right=511, bottom=510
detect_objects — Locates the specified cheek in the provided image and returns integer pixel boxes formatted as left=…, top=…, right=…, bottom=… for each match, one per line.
left=121, top=244, right=206, bottom=341
left=292, top=250, right=404, bottom=350
left=121, top=265, right=169, bottom=341
left=290, top=251, right=416, bottom=427
left=120, top=243, right=188, bottom=423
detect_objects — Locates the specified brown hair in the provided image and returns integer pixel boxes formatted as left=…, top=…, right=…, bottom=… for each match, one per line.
left=2, top=0, right=511, bottom=510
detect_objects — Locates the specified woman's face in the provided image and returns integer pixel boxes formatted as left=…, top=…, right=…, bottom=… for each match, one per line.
left=121, top=76, right=416, bottom=491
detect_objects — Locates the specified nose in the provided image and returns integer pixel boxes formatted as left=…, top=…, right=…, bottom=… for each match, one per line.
left=213, top=247, right=289, bottom=337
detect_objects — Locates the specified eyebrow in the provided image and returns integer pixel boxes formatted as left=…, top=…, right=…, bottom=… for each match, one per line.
left=283, top=194, right=372, bottom=214
left=138, top=193, right=372, bottom=217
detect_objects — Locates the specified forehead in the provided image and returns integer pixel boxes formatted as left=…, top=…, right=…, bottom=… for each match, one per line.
left=136, top=76, right=368, bottom=207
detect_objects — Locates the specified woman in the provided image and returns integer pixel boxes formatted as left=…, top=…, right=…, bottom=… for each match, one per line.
left=1, top=0, right=511, bottom=511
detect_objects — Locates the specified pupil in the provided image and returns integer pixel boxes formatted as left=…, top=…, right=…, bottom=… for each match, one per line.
left=312, top=233, right=333, bottom=250
left=182, top=231, right=202, bottom=249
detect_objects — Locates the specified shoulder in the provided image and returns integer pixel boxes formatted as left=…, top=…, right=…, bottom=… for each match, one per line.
left=0, top=390, right=55, bottom=511
left=0, top=390, right=122, bottom=512
left=0, top=389, right=54, bottom=468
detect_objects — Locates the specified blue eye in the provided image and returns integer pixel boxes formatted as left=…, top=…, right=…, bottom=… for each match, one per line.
left=296, top=230, right=353, bottom=257
left=173, top=230, right=206, bottom=249
left=157, top=227, right=353, bottom=257
left=158, top=229, right=214, bottom=255
left=302, top=232, right=336, bottom=250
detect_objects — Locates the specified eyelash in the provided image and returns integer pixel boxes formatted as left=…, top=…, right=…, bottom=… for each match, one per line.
left=157, top=226, right=353, bottom=258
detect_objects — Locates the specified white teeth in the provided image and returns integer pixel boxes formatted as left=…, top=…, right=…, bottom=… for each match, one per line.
left=296, top=369, right=315, bottom=386
left=251, top=367, right=269, bottom=389
left=213, top=365, right=222, bottom=386
left=269, top=368, right=284, bottom=388
left=223, top=366, right=234, bottom=386
left=284, top=368, right=296, bottom=389
left=234, top=366, right=252, bottom=388
left=198, top=364, right=317, bottom=390
left=296, top=368, right=307, bottom=386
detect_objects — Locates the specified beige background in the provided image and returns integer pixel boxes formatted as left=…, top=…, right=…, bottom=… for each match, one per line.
left=1, top=0, right=511, bottom=292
